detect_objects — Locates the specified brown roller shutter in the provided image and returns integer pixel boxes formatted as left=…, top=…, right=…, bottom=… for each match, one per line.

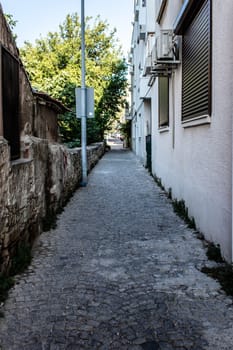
left=182, top=0, right=211, bottom=121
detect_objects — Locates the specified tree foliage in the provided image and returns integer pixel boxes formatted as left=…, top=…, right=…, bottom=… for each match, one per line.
left=119, top=120, right=131, bottom=146
left=20, top=14, right=128, bottom=145
left=4, top=13, right=17, bottom=40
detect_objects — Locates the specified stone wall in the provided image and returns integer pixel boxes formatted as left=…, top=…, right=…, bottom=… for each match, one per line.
left=0, top=5, right=105, bottom=273
left=0, top=137, right=105, bottom=273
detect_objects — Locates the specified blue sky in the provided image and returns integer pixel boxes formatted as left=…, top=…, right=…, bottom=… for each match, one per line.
left=0, top=0, right=134, bottom=56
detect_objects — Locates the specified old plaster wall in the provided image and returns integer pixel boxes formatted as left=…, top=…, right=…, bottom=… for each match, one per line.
left=0, top=6, right=62, bottom=146
left=34, top=102, right=59, bottom=142
left=0, top=7, right=18, bottom=56
left=150, top=0, right=233, bottom=261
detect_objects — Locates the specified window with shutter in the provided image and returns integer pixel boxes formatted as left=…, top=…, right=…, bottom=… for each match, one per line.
left=182, top=0, right=211, bottom=122
left=158, top=76, right=169, bottom=128
left=1, top=46, right=20, bottom=160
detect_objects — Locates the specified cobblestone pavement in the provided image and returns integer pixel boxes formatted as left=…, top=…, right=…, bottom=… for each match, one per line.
left=1, top=149, right=233, bottom=350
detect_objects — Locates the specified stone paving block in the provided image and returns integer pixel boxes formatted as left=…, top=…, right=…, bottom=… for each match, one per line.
left=0, top=149, right=233, bottom=349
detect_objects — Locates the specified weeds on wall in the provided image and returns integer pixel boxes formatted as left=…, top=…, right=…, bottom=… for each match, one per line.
left=42, top=188, right=76, bottom=232
left=202, top=264, right=233, bottom=296
left=42, top=209, right=58, bottom=232
left=200, top=242, right=233, bottom=297
left=153, top=175, right=165, bottom=191
left=10, top=243, right=32, bottom=276
left=205, top=242, right=224, bottom=263
left=152, top=174, right=196, bottom=230
left=172, top=199, right=196, bottom=230
left=152, top=172, right=233, bottom=297
left=0, top=276, right=14, bottom=315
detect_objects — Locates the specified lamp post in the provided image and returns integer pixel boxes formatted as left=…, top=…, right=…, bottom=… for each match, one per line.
left=80, top=0, right=87, bottom=186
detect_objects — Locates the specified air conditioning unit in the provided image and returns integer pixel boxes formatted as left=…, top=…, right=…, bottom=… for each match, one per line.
left=150, top=31, right=180, bottom=76
left=143, top=55, right=152, bottom=76
left=151, top=44, right=157, bottom=64
left=156, top=30, right=174, bottom=60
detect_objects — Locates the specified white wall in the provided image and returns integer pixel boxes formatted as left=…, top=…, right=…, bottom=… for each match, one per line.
left=146, top=0, right=156, bottom=32
left=151, top=0, right=233, bottom=261
left=131, top=0, right=152, bottom=164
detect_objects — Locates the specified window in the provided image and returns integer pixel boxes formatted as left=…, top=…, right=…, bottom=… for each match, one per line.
left=158, top=76, right=169, bottom=128
left=142, top=0, right=146, bottom=6
left=182, top=0, right=211, bottom=121
left=1, top=46, right=20, bottom=160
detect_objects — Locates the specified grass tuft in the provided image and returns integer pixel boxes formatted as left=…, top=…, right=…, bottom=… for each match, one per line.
left=206, top=242, right=224, bottom=263
left=0, top=243, right=32, bottom=316
left=201, top=264, right=233, bottom=296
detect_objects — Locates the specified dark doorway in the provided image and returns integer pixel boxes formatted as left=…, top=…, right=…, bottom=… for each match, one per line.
left=2, top=46, right=20, bottom=160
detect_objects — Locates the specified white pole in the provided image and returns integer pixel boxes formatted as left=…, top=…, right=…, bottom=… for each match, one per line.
left=81, top=0, right=87, bottom=186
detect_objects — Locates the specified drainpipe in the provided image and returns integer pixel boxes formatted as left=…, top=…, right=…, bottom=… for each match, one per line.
left=232, top=91, right=233, bottom=262
left=0, top=46, right=2, bottom=137
left=172, top=70, right=175, bottom=149
left=80, top=0, right=87, bottom=186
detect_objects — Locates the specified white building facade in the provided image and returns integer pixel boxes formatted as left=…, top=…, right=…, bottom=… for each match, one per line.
left=130, top=0, right=233, bottom=262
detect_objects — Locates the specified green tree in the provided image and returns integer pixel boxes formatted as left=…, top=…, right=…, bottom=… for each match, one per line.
left=119, top=120, right=131, bottom=148
left=20, top=13, right=127, bottom=145
left=95, top=60, right=128, bottom=139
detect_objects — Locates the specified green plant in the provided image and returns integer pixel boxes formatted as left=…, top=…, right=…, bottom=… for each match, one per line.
left=187, top=216, right=196, bottom=230
left=200, top=241, right=233, bottom=296
left=201, top=264, right=233, bottom=296
left=173, top=199, right=187, bottom=218
left=20, top=14, right=128, bottom=145
left=0, top=243, right=33, bottom=315
left=154, top=175, right=165, bottom=191
left=4, top=13, right=17, bottom=40
left=0, top=275, right=14, bottom=306
left=118, top=120, right=131, bottom=147
left=206, top=242, right=224, bottom=263
left=42, top=212, right=57, bottom=232
left=43, top=187, right=76, bottom=232
left=65, top=138, right=81, bottom=149
left=172, top=199, right=196, bottom=230
left=168, top=187, right=172, bottom=200
left=152, top=173, right=196, bottom=230
left=10, top=243, right=32, bottom=276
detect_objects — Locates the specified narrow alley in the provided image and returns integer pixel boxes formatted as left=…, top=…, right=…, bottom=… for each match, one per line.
left=0, top=149, right=233, bottom=350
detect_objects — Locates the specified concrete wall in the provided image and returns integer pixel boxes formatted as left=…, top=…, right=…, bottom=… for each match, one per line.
left=131, top=0, right=233, bottom=261
left=150, top=0, right=233, bottom=261
left=0, top=137, right=104, bottom=273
